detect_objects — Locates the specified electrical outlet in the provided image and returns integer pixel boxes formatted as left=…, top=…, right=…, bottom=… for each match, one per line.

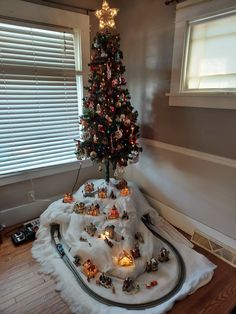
left=28, top=190, right=35, bottom=201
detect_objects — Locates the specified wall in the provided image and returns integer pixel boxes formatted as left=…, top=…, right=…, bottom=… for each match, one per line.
left=116, top=0, right=236, bottom=244
left=116, top=0, right=236, bottom=160
left=0, top=0, right=103, bottom=226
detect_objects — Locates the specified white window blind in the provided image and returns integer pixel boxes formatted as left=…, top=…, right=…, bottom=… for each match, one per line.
left=184, top=12, right=236, bottom=91
left=0, top=22, right=81, bottom=175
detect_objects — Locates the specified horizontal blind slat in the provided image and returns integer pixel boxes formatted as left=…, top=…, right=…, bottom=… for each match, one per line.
left=0, top=22, right=80, bottom=175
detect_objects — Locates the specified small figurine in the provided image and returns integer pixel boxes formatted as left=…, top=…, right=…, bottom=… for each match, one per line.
left=83, top=182, right=95, bottom=197
left=98, top=272, right=112, bottom=288
left=122, top=277, right=140, bottom=294
left=146, top=258, right=159, bottom=272
left=87, top=203, right=100, bottom=216
left=130, top=245, right=141, bottom=259
left=74, top=202, right=86, bottom=214
left=158, top=247, right=170, bottom=262
left=84, top=223, right=97, bottom=237
left=104, top=225, right=115, bottom=239
left=104, top=237, right=113, bottom=248
left=146, top=280, right=158, bottom=289
left=121, top=211, right=129, bottom=220
left=63, top=193, right=74, bottom=203
left=73, top=255, right=81, bottom=266
left=108, top=205, right=120, bottom=220
left=116, top=179, right=128, bottom=190
left=109, top=190, right=116, bottom=199
left=134, top=232, right=144, bottom=243
left=83, top=259, right=99, bottom=278
left=98, top=187, right=107, bottom=199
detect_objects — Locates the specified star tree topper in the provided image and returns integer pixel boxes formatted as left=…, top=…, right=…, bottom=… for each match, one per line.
left=95, top=0, right=119, bottom=31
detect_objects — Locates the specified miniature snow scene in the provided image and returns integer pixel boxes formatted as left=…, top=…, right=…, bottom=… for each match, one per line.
left=32, top=1, right=216, bottom=313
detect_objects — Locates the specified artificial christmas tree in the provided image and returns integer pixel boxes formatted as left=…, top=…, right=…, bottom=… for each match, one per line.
left=76, top=0, right=142, bottom=182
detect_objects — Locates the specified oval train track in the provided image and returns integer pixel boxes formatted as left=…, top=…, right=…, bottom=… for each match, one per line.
left=50, top=214, right=185, bottom=310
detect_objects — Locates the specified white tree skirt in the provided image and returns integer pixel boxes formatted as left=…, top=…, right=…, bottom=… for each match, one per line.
left=32, top=179, right=216, bottom=314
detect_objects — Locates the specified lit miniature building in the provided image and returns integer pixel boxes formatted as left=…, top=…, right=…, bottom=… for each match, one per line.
left=82, top=259, right=99, bottom=278
left=98, top=187, right=107, bottom=199
left=74, top=202, right=86, bottom=214
left=63, top=193, right=74, bottom=203
left=84, top=223, right=97, bottom=237
left=107, top=205, right=120, bottom=220
left=83, top=182, right=95, bottom=197
left=158, top=247, right=170, bottom=262
left=104, top=225, right=115, bottom=239
left=87, top=203, right=100, bottom=216
left=120, top=187, right=130, bottom=197
left=118, top=250, right=134, bottom=266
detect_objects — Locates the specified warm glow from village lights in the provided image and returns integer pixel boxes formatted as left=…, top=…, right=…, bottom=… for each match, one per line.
left=118, top=250, right=134, bottom=267
left=95, top=0, right=119, bottom=30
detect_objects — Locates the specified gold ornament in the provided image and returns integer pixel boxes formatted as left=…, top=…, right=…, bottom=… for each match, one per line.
left=95, top=0, right=119, bottom=31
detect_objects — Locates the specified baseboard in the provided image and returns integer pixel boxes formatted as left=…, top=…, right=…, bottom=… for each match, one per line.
left=0, top=195, right=61, bottom=227
left=144, top=194, right=236, bottom=251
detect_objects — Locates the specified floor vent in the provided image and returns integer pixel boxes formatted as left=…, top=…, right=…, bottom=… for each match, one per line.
left=191, top=230, right=236, bottom=268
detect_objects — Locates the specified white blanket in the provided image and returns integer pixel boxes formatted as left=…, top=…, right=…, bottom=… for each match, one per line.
left=32, top=179, right=216, bottom=314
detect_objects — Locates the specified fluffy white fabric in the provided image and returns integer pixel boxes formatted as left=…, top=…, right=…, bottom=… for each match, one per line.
left=32, top=179, right=216, bottom=314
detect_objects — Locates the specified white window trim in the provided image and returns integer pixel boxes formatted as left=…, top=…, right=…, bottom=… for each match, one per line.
left=168, top=0, right=236, bottom=109
left=0, top=0, right=91, bottom=184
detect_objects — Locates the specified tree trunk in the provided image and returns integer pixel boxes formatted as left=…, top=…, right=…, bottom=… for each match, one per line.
left=105, top=159, right=110, bottom=183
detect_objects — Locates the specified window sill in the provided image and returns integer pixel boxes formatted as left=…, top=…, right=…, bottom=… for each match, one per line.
left=0, top=159, right=93, bottom=187
left=167, top=92, right=236, bottom=110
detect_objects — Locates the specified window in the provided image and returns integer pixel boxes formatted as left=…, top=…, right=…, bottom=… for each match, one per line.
left=168, top=0, right=236, bottom=109
left=183, top=11, right=236, bottom=91
left=0, top=22, right=82, bottom=175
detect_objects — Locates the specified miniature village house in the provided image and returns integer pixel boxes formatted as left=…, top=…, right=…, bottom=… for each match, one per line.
left=98, top=187, right=108, bottom=199
left=82, top=259, right=99, bottom=278
left=74, top=202, right=86, bottom=214
left=87, top=203, right=100, bottom=216
left=107, top=205, right=120, bottom=220
left=118, top=250, right=134, bottom=267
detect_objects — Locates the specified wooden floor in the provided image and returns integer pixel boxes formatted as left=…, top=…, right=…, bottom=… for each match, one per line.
left=0, top=224, right=236, bottom=314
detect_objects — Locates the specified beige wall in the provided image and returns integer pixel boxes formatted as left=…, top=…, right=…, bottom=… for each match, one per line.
left=115, top=0, right=236, bottom=242
left=115, top=0, right=236, bottom=160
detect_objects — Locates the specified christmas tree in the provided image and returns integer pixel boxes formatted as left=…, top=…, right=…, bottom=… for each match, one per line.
left=76, top=0, right=142, bottom=182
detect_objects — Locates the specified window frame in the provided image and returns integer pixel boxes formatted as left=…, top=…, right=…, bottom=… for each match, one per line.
left=168, top=0, right=236, bottom=110
left=0, top=0, right=90, bottom=183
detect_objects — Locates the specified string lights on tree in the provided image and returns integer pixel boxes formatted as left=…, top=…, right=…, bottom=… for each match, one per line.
left=75, top=0, right=142, bottom=182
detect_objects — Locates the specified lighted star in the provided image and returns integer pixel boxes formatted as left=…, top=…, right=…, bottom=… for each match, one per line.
left=95, top=0, right=119, bottom=31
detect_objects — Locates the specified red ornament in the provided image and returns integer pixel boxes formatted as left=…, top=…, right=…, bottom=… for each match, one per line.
left=98, top=125, right=105, bottom=133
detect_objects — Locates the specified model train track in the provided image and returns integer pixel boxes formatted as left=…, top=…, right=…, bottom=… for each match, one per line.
left=51, top=214, right=185, bottom=310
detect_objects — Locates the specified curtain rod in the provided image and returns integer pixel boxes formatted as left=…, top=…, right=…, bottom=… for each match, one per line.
left=22, top=0, right=95, bottom=15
